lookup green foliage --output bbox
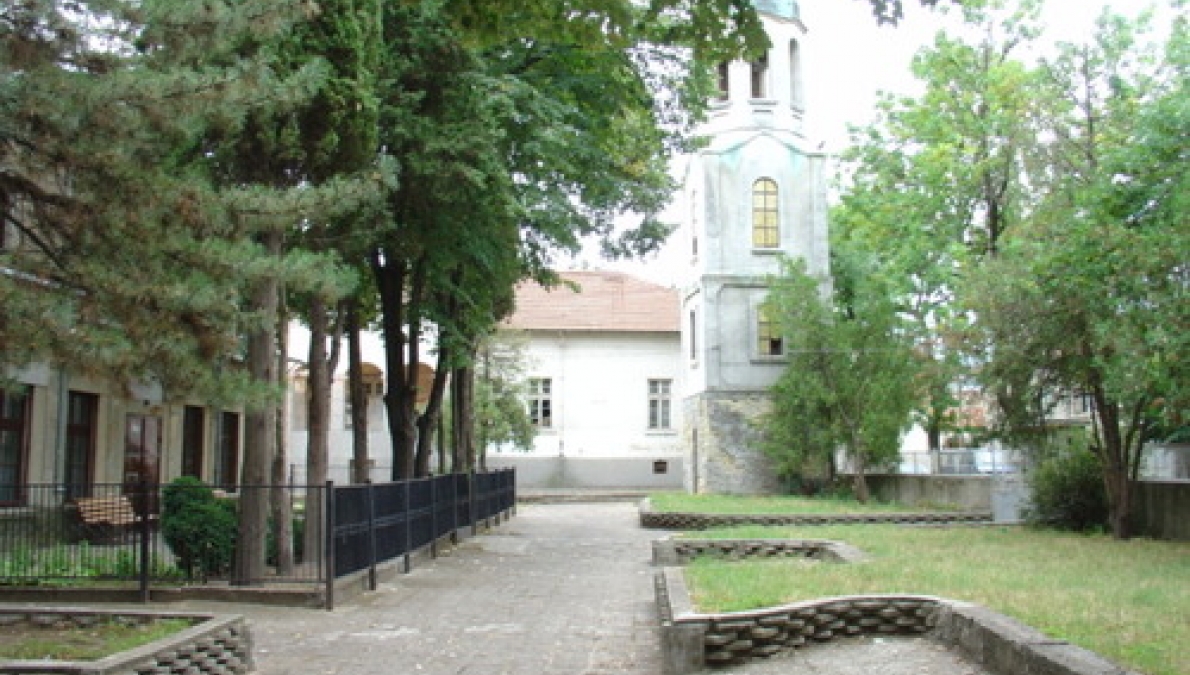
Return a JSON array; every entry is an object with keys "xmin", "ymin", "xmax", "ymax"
[
  {"xmin": 475, "ymin": 331, "xmax": 536, "ymax": 453},
  {"xmin": 834, "ymin": 0, "xmax": 1185, "ymax": 537},
  {"xmin": 0, "ymin": 544, "xmax": 182, "ymax": 584},
  {"xmin": 0, "ymin": 0, "xmax": 386, "ymax": 406},
  {"xmin": 762, "ymin": 253, "xmax": 918, "ymax": 499},
  {"xmin": 161, "ymin": 477, "xmax": 237, "ymax": 580},
  {"xmin": 1025, "ymin": 449, "xmax": 1109, "ymax": 533}
]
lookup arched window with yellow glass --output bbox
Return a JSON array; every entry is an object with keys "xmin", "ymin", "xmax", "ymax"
[{"xmin": 751, "ymin": 178, "xmax": 779, "ymax": 249}]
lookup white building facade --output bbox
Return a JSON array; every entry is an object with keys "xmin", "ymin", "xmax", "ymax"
[{"xmin": 488, "ymin": 271, "xmax": 686, "ymax": 489}]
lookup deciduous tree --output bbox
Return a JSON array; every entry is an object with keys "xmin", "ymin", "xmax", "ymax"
[{"xmin": 763, "ymin": 253, "xmax": 918, "ymax": 502}]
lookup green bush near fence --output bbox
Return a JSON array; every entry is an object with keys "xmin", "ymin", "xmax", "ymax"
[
  {"xmin": 1024, "ymin": 448, "xmax": 1108, "ymax": 532},
  {"xmin": 161, "ymin": 477, "xmax": 236, "ymax": 580}
]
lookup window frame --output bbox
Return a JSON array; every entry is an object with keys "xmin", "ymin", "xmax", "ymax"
[
  {"xmin": 0, "ymin": 386, "xmax": 31, "ymax": 507},
  {"xmin": 528, "ymin": 377, "xmax": 553, "ymax": 430},
  {"xmin": 751, "ymin": 178, "xmax": 780, "ymax": 249},
  {"xmin": 64, "ymin": 391, "xmax": 99, "ymax": 500},
  {"xmin": 647, "ymin": 379, "xmax": 673, "ymax": 431},
  {"xmin": 181, "ymin": 405, "xmax": 205, "ymax": 480},
  {"xmin": 214, "ymin": 411, "xmax": 240, "ymax": 490},
  {"xmin": 750, "ymin": 54, "xmax": 769, "ymax": 99},
  {"xmin": 756, "ymin": 307, "xmax": 785, "ymax": 359}
]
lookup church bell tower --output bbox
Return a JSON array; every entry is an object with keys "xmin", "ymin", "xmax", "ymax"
[{"xmin": 679, "ymin": 0, "xmax": 830, "ymax": 494}]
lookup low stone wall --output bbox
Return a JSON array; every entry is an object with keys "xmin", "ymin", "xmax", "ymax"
[
  {"xmin": 651, "ymin": 537, "xmax": 866, "ymax": 566},
  {"xmin": 0, "ymin": 606, "xmax": 252, "ymax": 675},
  {"xmin": 865, "ymin": 474, "xmax": 995, "ymax": 511},
  {"xmin": 655, "ymin": 568, "xmax": 1141, "ymax": 675},
  {"xmin": 639, "ymin": 498, "xmax": 993, "ymax": 530}
]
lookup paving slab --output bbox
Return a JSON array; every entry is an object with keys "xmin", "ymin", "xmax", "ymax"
[
  {"xmin": 158, "ymin": 502, "xmax": 996, "ymax": 675},
  {"xmin": 715, "ymin": 637, "xmax": 995, "ymax": 675}
]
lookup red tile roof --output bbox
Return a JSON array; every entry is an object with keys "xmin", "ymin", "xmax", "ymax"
[{"xmin": 505, "ymin": 270, "xmax": 679, "ymax": 333}]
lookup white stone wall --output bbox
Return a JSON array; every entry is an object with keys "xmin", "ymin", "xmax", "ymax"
[{"xmin": 511, "ymin": 331, "xmax": 682, "ymax": 458}]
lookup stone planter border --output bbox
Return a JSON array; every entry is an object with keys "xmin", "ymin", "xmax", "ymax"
[
  {"xmin": 639, "ymin": 498, "xmax": 993, "ymax": 530},
  {"xmin": 651, "ymin": 537, "xmax": 867, "ymax": 566},
  {"xmin": 655, "ymin": 566, "xmax": 1140, "ymax": 675},
  {"xmin": 0, "ymin": 605, "xmax": 252, "ymax": 675}
]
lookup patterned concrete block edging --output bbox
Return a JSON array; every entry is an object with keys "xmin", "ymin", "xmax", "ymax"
[
  {"xmin": 655, "ymin": 565, "xmax": 1141, "ymax": 675},
  {"xmin": 639, "ymin": 498, "xmax": 993, "ymax": 530},
  {"xmin": 0, "ymin": 606, "xmax": 252, "ymax": 675},
  {"xmin": 651, "ymin": 536, "xmax": 868, "ymax": 566}
]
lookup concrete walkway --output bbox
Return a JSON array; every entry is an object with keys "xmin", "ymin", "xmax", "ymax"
[{"xmin": 172, "ymin": 502, "xmax": 992, "ymax": 675}]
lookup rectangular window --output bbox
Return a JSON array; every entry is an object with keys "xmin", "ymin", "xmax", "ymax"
[
  {"xmin": 0, "ymin": 387, "xmax": 31, "ymax": 505},
  {"xmin": 648, "ymin": 379, "xmax": 672, "ymax": 430},
  {"xmin": 344, "ymin": 391, "xmax": 354, "ymax": 430},
  {"xmin": 752, "ymin": 178, "xmax": 780, "ymax": 248},
  {"xmin": 64, "ymin": 392, "xmax": 98, "ymax": 500},
  {"xmin": 214, "ymin": 411, "xmax": 240, "ymax": 490},
  {"xmin": 716, "ymin": 62, "xmax": 730, "ymax": 100},
  {"xmin": 182, "ymin": 405, "xmax": 205, "ymax": 479},
  {"xmin": 528, "ymin": 378, "xmax": 552, "ymax": 429},
  {"xmin": 689, "ymin": 310, "xmax": 698, "ymax": 361},
  {"xmin": 758, "ymin": 309, "xmax": 784, "ymax": 357},
  {"xmin": 751, "ymin": 55, "xmax": 769, "ymax": 98}
]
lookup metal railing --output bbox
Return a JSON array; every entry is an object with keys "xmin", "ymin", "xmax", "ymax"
[{"xmin": 0, "ymin": 469, "xmax": 517, "ymax": 602}]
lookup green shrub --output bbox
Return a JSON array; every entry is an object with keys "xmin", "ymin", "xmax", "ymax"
[
  {"xmin": 161, "ymin": 477, "xmax": 236, "ymax": 580},
  {"xmin": 1025, "ymin": 448, "xmax": 1108, "ymax": 532}
]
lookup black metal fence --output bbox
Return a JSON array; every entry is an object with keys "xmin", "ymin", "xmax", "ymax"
[{"xmin": 0, "ymin": 469, "xmax": 516, "ymax": 601}]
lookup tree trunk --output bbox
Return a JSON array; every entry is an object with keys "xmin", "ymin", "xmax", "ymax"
[
  {"xmin": 271, "ymin": 302, "xmax": 294, "ymax": 577},
  {"xmin": 303, "ymin": 295, "xmax": 341, "ymax": 564},
  {"xmin": 851, "ymin": 448, "xmax": 870, "ymax": 504},
  {"xmin": 1092, "ymin": 389, "xmax": 1136, "ymax": 540},
  {"xmin": 346, "ymin": 300, "xmax": 370, "ymax": 484},
  {"xmin": 372, "ymin": 254, "xmax": 415, "ymax": 481},
  {"xmin": 450, "ymin": 368, "xmax": 465, "ymax": 473},
  {"xmin": 926, "ymin": 419, "xmax": 942, "ymax": 474},
  {"xmin": 414, "ymin": 342, "xmax": 451, "ymax": 476},
  {"xmin": 453, "ymin": 365, "xmax": 477, "ymax": 472},
  {"xmin": 233, "ymin": 231, "xmax": 279, "ymax": 586}
]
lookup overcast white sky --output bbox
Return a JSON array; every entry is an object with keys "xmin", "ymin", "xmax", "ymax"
[{"xmin": 802, "ymin": 0, "xmax": 1165, "ymax": 153}]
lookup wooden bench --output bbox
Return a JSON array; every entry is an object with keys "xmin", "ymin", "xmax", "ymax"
[{"xmin": 75, "ymin": 495, "xmax": 143, "ymax": 543}]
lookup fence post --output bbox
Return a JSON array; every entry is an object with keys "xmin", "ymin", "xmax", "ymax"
[
  {"xmin": 366, "ymin": 481, "xmax": 377, "ymax": 592},
  {"xmin": 470, "ymin": 470, "xmax": 478, "ymax": 536},
  {"xmin": 403, "ymin": 477, "xmax": 412, "ymax": 574},
  {"xmin": 450, "ymin": 473, "xmax": 460, "ymax": 545},
  {"xmin": 138, "ymin": 479, "xmax": 151, "ymax": 603},
  {"xmin": 430, "ymin": 477, "xmax": 438, "ymax": 559},
  {"xmin": 324, "ymin": 480, "xmax": 335, "ymax": 611}
]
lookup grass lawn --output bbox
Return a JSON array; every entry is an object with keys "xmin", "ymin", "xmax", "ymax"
[
  {"xmin": 683, "ymin": 524, "xmax": 1190, "ymax": 675},
  {"xmin": 0, "ymin": 617, "xmax": 193, "ymax": 661},
  {"xmin": 648, "ymin": 492, "xmax": 957, "ymax": 514}
]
